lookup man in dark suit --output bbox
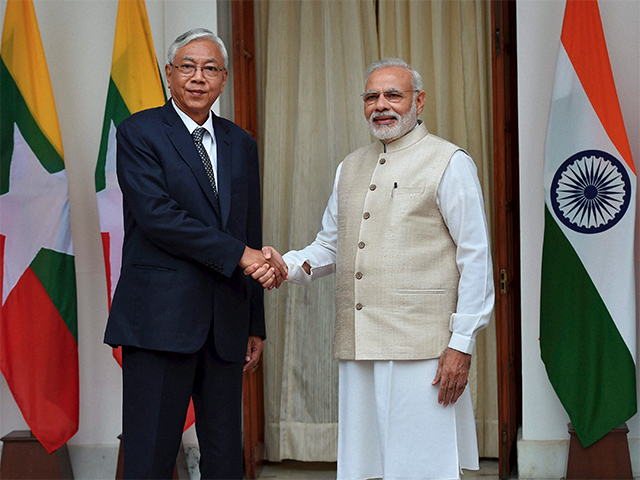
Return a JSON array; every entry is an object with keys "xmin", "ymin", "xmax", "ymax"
[{"xmin": 104, "ymin": 28, "xmax": 285, "ymax": 479}]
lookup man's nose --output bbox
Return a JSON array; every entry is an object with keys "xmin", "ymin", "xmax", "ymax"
[
  {"xmin": 374, "ymin": 94, "xmax": 391, "ymax": 110},
  {"xmin": 191, "ymin": 67, "xmax": 206, "ymax": 81}
]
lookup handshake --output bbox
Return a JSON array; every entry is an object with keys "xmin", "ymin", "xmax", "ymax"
[{"xmin": 239, "ymin": 246, "xmax": 289, "ymax": 290}]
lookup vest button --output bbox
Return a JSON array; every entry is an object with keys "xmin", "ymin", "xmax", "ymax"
[
  {"xmin": 358, "ymin": 241, "xmax": 365, "ymax": 249},
  {"xmin": 369, "ymin": 184, "xmax": 377, "ymax": 191},
  {"xmin": 355, "ymin": 272, "xmax": 363, "ymax": 279},
  {"xmin": 363, "ymin": 212, "xmax": 370, "ymax": 219},
  {"xmin": 379, "ymin": 158, "xmax": 386, "ymax": 165},
  {"xmin": 355, "ymin": 303, "xmax": 363, "ymax": 310}
]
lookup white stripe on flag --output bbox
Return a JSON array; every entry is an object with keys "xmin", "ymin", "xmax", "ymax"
[{"xmin": 544, "ymin": 44, "xmax": 636, "ymax": 358}]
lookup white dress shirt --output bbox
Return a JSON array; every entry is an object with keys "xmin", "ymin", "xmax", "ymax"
[
  {"xmin": 283, "ymin": 150, "xmax": 494, "ymax": 355},
  {"xmin": 171, "ymin": 99, "xmax": 219, "ymax": 186}
]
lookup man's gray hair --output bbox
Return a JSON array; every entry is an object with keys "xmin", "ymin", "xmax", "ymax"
[
  {"xmin": 167, "ymin": 28, "xmax": 228, "ymax": 70},
  {"xmin": 365, "ymin": 58, "xmax": 423, "ymax": 92}
]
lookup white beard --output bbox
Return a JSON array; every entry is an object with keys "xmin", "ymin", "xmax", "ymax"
[{"xmin": 367, "ymin": 101, "xmax": 418, "ymax": 142}]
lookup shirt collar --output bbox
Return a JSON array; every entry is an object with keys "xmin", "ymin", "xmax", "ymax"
[{"xmin": 171, "ymin": 99, "xmax": 215, "ymax": 139}]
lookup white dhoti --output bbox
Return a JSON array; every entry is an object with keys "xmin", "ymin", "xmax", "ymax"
[{"xmin": 337, "ymin": 359, "xmax": 479, "ymax": 480}]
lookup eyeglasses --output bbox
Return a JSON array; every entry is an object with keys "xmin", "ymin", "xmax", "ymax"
[
  {"xmin": 361, "ymin": 89, "xmax": 419, "ymax": 105},
  {"xmin": 171, "ymin": 63, "xmax": 225, "ymax": 78}
]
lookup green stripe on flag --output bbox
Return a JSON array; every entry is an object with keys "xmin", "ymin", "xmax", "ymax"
[
  {"xmin": 31, "ymin": 248, "xmax": 78, "ymax": 342},
  {"xmin": 0, "ymin": 59, "xmax": 65, "ymax": 195},
  {"xmin": 540, "ymin": 206, "xmax": 637, "ymax": 447},
  {"xmin": 95, "ymin": 77, "xmax": 132, "ymax": 193}
]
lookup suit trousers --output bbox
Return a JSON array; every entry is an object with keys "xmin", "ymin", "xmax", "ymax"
[{"xmin": 121, "ymin": 328, "xmax": 244, "ymax": 480}]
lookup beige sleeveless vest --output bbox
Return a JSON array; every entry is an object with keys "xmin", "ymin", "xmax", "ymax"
[{"xmin": 334, "ymin": 123, "xmax": 461, "ymax": 360}]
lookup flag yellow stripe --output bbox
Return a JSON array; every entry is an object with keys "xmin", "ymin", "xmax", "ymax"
[
  {"xmin": 1, "ymin": 0, "xmax": 63, "ymax": 159},
  {"xmin": 111, "ymin": 0, "xmax": 165, "ymax": 114}
]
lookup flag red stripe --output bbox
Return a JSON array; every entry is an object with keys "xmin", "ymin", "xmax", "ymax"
[
  {"xmin": 103, "ymin": 233, "xmax": 128, "ymax": 368},
  {"xmin": 0, "ymin": 235, "xmax": 5, "ymax": 306},
  {"xmin": 0, "ymin": 266, "xmax": 79, "ymax": 453},
  {"xmin": 561, "ymin": 0, "xmax": 635, "ymax": 174},
  {"xmin": 185, "ymin": 402, "xmax": 196, "ymax": 431},
  {"xmin": 101, "ymin": 231, "xmax": 112, "ymax": 310}
]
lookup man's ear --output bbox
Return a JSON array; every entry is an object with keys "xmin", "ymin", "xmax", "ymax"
[
  {"xmin": 415, "ymin": 90, "xmax": 427, "ymax": 116},
  {"xmin": 165, "ymin": 63, "xmax": 172, "ymax": 89}
]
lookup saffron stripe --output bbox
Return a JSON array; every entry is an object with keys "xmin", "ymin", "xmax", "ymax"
[{"xmin": 561, "ymin": 0, "xmax": 635, "ymax": 173}]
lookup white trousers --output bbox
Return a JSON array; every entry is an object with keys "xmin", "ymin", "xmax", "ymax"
[{"xmin": 337, "ymin": 359, "xmax": 479, "ymax": 480}]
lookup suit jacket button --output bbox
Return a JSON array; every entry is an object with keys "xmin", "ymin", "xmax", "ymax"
[
  {"xmin": 379, "ymin": 158, "xmax": 386, "ymax": 165},
  {"xmin": 355, "ymin": 303, "xmax": 363, "ymax": 310},
  {"xmin": 363, "ymin": 212, "xmax": 370, "ymax": 219},
  {"xmin": 369, "ymin": 184, "xmax": 377, "ymax": 191},
  {"xmin": 358, "ymin": 241, "xmax": 365, "ymax": 249},
  {"xmin": 355, "ymin": 272, "xmax": 363, "ymax": 279}
]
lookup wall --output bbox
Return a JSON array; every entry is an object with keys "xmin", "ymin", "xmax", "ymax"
[
  {"xmin": 0, "ymin": 1, "xmax": 222, "ymax": 477},
  {"xmin": 517, "ymin": 0, "xmax": 640, "ymax": 477}
]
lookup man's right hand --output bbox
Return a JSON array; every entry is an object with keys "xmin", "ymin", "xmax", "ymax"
[{"xmin": 240, "ymin": 246, "xmax": 288, "ymax": 289}]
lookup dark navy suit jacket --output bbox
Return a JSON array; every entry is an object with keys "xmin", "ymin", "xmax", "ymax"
[{"xmin": 104, "ymin": 101, "xmax": 265, "ymax": 363}]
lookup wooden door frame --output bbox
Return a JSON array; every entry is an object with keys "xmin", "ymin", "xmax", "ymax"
[
  {"xmin": 491, "ymin": 1, "xmax": 522, "ymax": 478},
  {"xmin": 231, "ymin": 1, "xmax": 264, "ymax": 479}
]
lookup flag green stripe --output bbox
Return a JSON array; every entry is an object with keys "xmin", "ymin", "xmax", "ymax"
[
  {"xmin": 95, "ymin": 77, "xmax": 132, "ymax": 193},
  {"xmin": 0, "ymin": 59, "xmax": 64, "ymax": 195},
  {"xmin": 540, "ymin": 206, "xmax": 636, "ymax": 447},
  {"xmin": 30, "ymin": 248, "xmax": 78, "ymax": 342}
]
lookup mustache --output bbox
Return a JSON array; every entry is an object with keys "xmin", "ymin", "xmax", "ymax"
[{"xmin": 369, "ymin": 110, "xmax": 400, "ymax": 121}]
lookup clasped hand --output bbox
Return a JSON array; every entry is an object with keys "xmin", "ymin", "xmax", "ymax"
[{"xmin": 239, "ymin": 246, "xmax": 288, "ymax": 289}]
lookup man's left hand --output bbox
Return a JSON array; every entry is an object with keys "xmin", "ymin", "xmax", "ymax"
[
  {"xmin": 244, "ymin": 335, "xmax": 264, "ymax": 372},
  {"xmin": 432, "ymin": 347, "xmax": 471, "ymax": 406}
]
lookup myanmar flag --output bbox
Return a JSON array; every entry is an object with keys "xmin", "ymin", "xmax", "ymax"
[
  {"xmin": 0, "ymin": 0, "xmax": 78, "ymax": 453},
  {"xmin": 541, "ymin": 0, "xmax": 637, "ymax": 448},
  {"xmin": 95, "ymin": 0, "xmax": 165, "ymax": 320},
  {"xmin": 96, "ymin": 0, "xmax": 196, "ymax": 431}
]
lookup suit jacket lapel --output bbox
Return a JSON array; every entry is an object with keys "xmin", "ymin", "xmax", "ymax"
[
  {"xmin": 161, "ymin": 102, "xmax": 221, "ymax": 216},
  {"xmin": 213, "ymin": 114, "xmax": 232, "ymax": 230}
]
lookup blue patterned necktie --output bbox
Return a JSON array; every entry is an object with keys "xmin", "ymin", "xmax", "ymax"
[{"xmin": 192, "ymin": 127, "xmax": 219, "ymax": 201}]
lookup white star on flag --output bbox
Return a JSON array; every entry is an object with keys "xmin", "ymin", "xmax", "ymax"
[{"xmin": 0, "ymin": 123, "xmax": 73, "ymax": 304}]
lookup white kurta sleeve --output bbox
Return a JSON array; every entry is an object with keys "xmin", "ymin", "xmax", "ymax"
[
  {"xmin": 437, "ymin": 151, "xmax": 494, "ymax": 355},
  {"xmin": 283, "ymin": 163, "xmax": 342, "ymax": 285}
]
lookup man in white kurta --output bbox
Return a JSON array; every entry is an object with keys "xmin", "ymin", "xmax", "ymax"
[{"xmin": 248, "ymin": 58, "xmax": 493, "ymax": 480}]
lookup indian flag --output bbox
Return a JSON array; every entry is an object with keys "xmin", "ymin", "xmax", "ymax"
[
  {"xmin": 95, "ymin": 0, "xmax": 165, "ymax": 322},
  {"xmin": 0, "ymin": 0, "xmax": 78, "ymax": 453},
  {"xmin": 541, "ymin": 0, "xmax": 637, "ymax": 448}
]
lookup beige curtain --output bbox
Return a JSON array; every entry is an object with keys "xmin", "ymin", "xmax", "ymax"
[{"xmin": 256, "ymin": 0, "xmax": 497, "ymax": 461}]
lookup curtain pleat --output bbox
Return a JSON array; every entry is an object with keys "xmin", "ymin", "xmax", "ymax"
[{"xmin": 256, "ymin": 0, "xmax": 497, "ymax": 461}]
